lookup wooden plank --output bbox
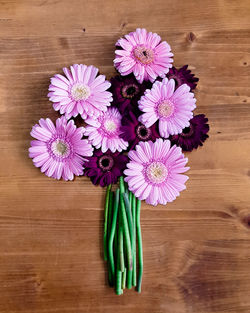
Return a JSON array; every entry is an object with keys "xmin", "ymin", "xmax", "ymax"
[{"xmin": 0, "ymin": 0, "xmax": 250, "ymax": 312}]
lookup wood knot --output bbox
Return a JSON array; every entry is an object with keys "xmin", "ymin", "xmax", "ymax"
[
  {"xmin": 82, "ymin": 28, "xmax": 86, "ymax": 32},
  {"xmin": 242, "ymin": 215, "xmax": 250, "ymax": 228},
  {"xmin": 187, "ymin": 32, "xmax": 196, "ymax": 42}
]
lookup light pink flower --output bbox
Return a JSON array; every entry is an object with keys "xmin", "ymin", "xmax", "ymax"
[
  {"xmin": 29, "ymin": 116, "xmax": 93, "ymax": 181},
  {"xmin": 48, "ymin": 64, "xmax": 112, "ymax": 120},
  {"xmin": 114, "ymin": 28, "xmax": 173, "ymax": 83},
  {"xmin": 139, "ymin": 78, "xmax": 196, "ymax": 138},
  {"xmin": 124, "ymin": 139, "xmax": 189, "ymax": 206},
  {"xmin": 84, "ymin": 107, "xmax": 128, "ymax": 153}
]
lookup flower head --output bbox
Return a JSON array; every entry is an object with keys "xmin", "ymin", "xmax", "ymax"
[
  {"xmin": 167, "ymin": 65, "xmax": 199, "ymax": 90},
  {"xmin": 139, "ymin": 78, "xmax": 196, "ymax": 138},
  {"xmin": 84, "ymin": 107, "xmax": 128, "ymax": 153},
  {"xmin": 48, "ymin": 64, "xmax": 112, "ymax": 120},
  {"xmin": 84, "ymin": 150, "xmax": 128, "ymax": 187},
  {"xmin": 114, "ymin": 28, "xmax": 173, "ymax": 83},
  {"xmin": 29, "ymin": 116, "xmax": 93, "ymax": 180},
  {"xmin": 124, "ymin": 139, "xmax": 189, "ymax": 206},
  {"xmin": 170, "ymin": 114, "xmax": 209, "ymax": 151},
  {"xmin": 120, "ymin": 111, "xmax": 160, "ymax": 150},
  {"xmin": 110, "ymin": 74, "xmax": 150, "ymax": 114}
]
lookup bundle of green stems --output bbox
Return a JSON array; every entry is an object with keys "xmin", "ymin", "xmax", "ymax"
[{"xmin": 103, "ymin": 176, "xmax": 143, "ymax": 295}]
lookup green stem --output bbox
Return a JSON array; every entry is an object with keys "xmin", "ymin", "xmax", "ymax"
[
  {"xmin": 132, "ymin": 193, "xmax": 137, "ymax": 286},
  {"xmin": 104, "ymin": 184, "xmax": 111, "ymax": 261},
  {"xmin": 136, "ymin": 199, "xmax": 143, "ymax": 293},
  {"xmin": 108, "ymin": 189, "xmax": 119, "ymax": 285},
  {"xmin": 118, "ymin": 213, "xmax": 125, "ymax": 272},
  {"xmin": 122, "ymin": 267, "xmax": 127, "ymax": 289},
  {"xmin": 123, "ymin": 192, "xmax": 135, "ymax": 289},
  {"xmin": 123, "ymin": 193, "xmax": 134, "ymax": 246},
  {"xmin": 107, "ymin": 191, "xmax": 114, "ymax": 286},
  {"xmin": 119, "ymin": 177, "xmax": 133, "ymax": 289},
  {"xmin": 116, "ymin": 270, "xmax": 123, "ymax": 295}
]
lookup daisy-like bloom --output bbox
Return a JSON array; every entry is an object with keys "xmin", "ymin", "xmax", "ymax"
[
  {"xmin": 120, "ymin": 111, "xmax": 160, "ymax": 150},
  {"xmin": 29, "ymin": 116, "xmax": 93, "ymax": 181},
  {"xmin": 139, "ymin": 78, "xmax": 196, "ymax": 138},
  {"xmin": 167, "ymin": 65, "xmax": 199, "ymax": 90},
  {"xmin": 84, "ymin": 107, "xmax": 129, "ymax": 153},
  {"xmin": 48, "ymin": 64, "xmax": 113, "ymax": 120},
  {"xmin": 84, "ymin": 150, "xmax": 128, "ymax": 187},
  {"xmin": 170, "ymin": 114, "xmax": 209, "ymax": 151},
  {"xmin": 110, "ymin": 74, "xmax": 150, "ymax": 114},
  {"xmin": 124, "ymin": 139, "xmax": 189, "ymax": 206},
  {"xmin": 114, "ymin": 28, "xmax": 173, "ymax": 83}
]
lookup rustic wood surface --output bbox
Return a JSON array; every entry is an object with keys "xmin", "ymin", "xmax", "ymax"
[{"xmin": 0, "ymin": 0, "xmax": 250, "ymax": 312}]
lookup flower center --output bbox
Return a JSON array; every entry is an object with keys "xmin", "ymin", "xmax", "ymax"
[
  {"xmin": 103, "ymin": 119, "xmax": 117, "ymax": 133},
  {"xmin": 136, "ymin": 124, "xmax": 151, "ymax": 140},
  {"xmin": 181, "ymin": 125, "xmax": 194, "ymax": 137},
  {"xmin": 158, "ymin": 99, "xmax": 174, "ymax": 118},
  {"xmin": 71, "ymin": 83, "xmax": 90, "ymax": 101},
  {"xmin": 98, "ymin": 155, "xmax": 114, "ymax": 171},
  {"xmin": 146, "ymin": 162, "xmax": 168, "ymax": 184},
  {"xmin": 51, "ymin": 139, "xmax": 70, "ymax": 158},
  {"xmin": 133, "ymin": 45, "xmax": 154, "ymax": 64},
  {"xmin": 121, "ymin": 84, "xmax": 139, "ymax": 99}
]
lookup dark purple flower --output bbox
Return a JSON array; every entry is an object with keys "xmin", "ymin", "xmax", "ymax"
[
  {"xmin": 120, "ymin": 111, "xmax": 160, "ymax": 150},
  {"xmin": 166, "ymin": 65, "xmax": 199, "ymax": 90},
  {"xmin": 83, "ymin": 149, "xmax": 128, "ymax": 187},
  {"xmin": 110, "ymin": 74, "xmax": 151, "ymax": 115},
  {"xmin": 170, "ymin": 114, "xmax": 209, "ymax": 152}
]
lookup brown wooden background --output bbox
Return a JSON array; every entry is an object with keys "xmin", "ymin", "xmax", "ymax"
[{"xmin": 0, "ymin": 0, "xmax": 250, "ymax": 312}]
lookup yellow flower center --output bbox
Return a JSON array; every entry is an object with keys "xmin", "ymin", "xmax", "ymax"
[{"xmin": 71, "ymin": 83, "xmax": 90, "ymax": 101}]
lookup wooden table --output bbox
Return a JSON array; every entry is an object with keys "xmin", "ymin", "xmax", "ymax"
[{"xmin": 0, "ymin": 0, "xmax": 250, "ymax": 312}]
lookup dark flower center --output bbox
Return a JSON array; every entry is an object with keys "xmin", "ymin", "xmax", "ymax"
[
  {"xmin": 98, "ymin": 155, "xmax": 114, "ymax": 171},
  {"xmin": 181, "ymin": 124, "xmax": 194, "ymax": 137},
  {"xmin": 136, "ymin": 124, "xmax": 151, "ymax": 140},
  {"xmin": 121, "ymin": 84, "xmax": 139, "ymax": 99}
]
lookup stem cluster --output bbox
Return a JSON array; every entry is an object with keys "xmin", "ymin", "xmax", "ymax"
[{"xmin": 103, "ymin": 177, "xmax": 143, "ymax": 295}]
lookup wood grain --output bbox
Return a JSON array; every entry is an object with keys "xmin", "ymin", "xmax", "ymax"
[{"xmin": 0, "ymin": 0, "xmax": 250, "ymax": 312}]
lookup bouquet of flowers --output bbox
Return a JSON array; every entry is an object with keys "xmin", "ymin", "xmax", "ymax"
[{"xmin": 29, "ymin": 29, "xmax": 209, "ymax": 295}]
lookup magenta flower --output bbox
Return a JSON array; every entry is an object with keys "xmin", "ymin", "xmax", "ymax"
[
  {"xmin": 29, "ymin": 116, "xmax": 93, "ymax": 181},
  {"xmin": 170, "ymin": 114, "xmax": 209, "ymax": 151},
  {"xmin": 114, "ymin": 28, "xmax": 173, "ymax": 83},
  {"xmin": 84, "ymin": 150, "xmax": 128, "ymax": 187},
  {"xmin": 84, "ymin": 107, "xmax": 128, "ymax": 153},
  {"xmin": 48, "ymin": 64, "xmax": 112, "ymax": 120},
  {"xmin": 110, "ymin": 74, "xmax": 150, "ymax": 115},
  {"xmin": 124, "ymin": 139, "xmax": 189, "ymax": 206},
  {"xmin": 120, "ymin": 111, "xmax": 160, "ymax": 150},
  {"xmin": 167, "ymin": 65, "xmax": 199, "ymax": 90},
  {"xmin": 139, "ymin": 78, "xmax": 196, "ymax": 138}
]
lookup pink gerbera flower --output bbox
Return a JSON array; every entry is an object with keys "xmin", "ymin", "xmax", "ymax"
[
  {"xmin": 139, "ymin": 78, "xmax": 196, "ymax": 138},
  {"xmin": 114, "ymin": 28, "xmax": 173, "ymax": 83},
  {"xmin": 84, "ymin": 107, "xmax": 128, "ymax": 153},
  {"xmin": 124, "ymin": 139, "xmax": 189, "ymax": 206},
  {"xmin": 48, "ymin": 64, "xmax": 113, "ymax": 120},
  {"xmin": 29, "ymin": 116, "xmax": 93, "ymax": 181}
]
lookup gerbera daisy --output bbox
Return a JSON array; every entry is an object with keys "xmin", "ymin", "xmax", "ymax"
[
  {"xmin": 166, "ymin": 65, "xmax": 199, "ymax": 90},
  {"xmin": 138, "ymin": 78, "xmax": 196, "ymax": 138},
  {"xmin": 84, "ymin": 107, "xmax": 128, "ymax": 153},
  {"xmin": 170, "ymin": 114, "xmax": 209, "ymax": 151},
  {"xmin": 120, "ymin": 111, "xmax": 160, "ymax": 149},
  {"xmin": 110, "ymin": 74, "xmax": 150, "ymax": 114},
  {"xmin": 114, "ymin": 28, "xmax": 173, "ymax": 83},
  {"xmin": 29, "ymin": 116, "xmax": 93, "ymax": 181},
  {"xmin": 84, "ymin": 150, "xmax": 128, "ymax": 187},
  {"xmin": 48, "ymin": 64, "xmax": 112, "ymax": 120},
  {"xmin": 124, "ymin": 139, "xmax": 189, "ymax": 206}
]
